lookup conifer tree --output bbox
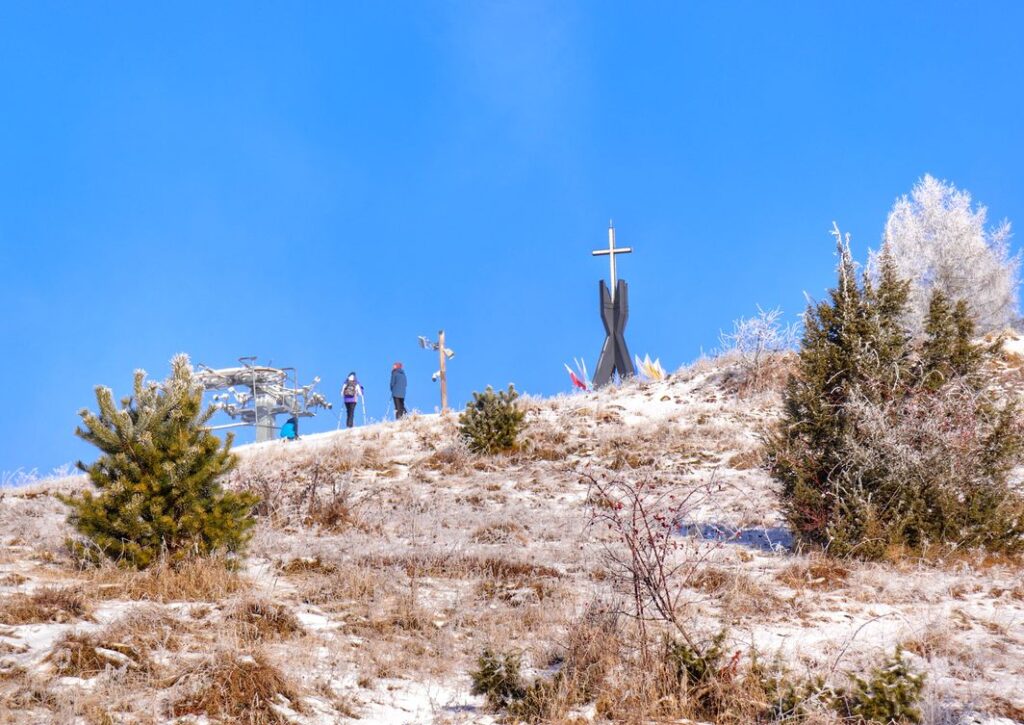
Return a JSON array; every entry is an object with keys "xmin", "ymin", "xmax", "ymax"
[
  {"xmin": 768, "ymin": 225, "xmax": 1024, "ymax": 558},
  {"xmin": 61, "ymin": 354, "xmax": 258, "ymax": 569},
  {"xmin": 768, "ymin": 227, "xmax": 910, "ymax": 548}
]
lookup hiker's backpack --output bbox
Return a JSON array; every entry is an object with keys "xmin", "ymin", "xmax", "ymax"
[{"xmin": 343, "ymin": 380, "xmax": 358, "ymax": 398}]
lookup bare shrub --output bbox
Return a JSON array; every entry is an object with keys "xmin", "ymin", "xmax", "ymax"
[
  {"xmin": 719, "ymin": 306, "xmax": 798, "ymax": 394},
  {"xmin": 303, "ymin": 489, "xmax": 363, "ymax": 532},
  {"xmin": 584, "ymin": 474, "xmax": 718, "ymax": 650},
  {"xmin": 169, "ymin": 650, "xmax": 302, "ymax": 724},
  {"xmin": 0, "ymin": 586, "xmax": 91, "ymax": 624}
]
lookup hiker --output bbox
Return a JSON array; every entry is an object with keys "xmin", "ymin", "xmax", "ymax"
[
  {"xmin": 341, "ymin": 372, "xmax": 364, "ymax": 428},
  {"xmin": 280, "ymin": 416, "xmax": 299, "ymax": 441},
  {"xmin": 390, "ymin": 362, "xmax": 407, "ymax": 419}
]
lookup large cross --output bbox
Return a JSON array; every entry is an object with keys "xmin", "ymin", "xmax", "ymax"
[
  {"xmin": 590, "ymin": 221, "xmax": 636, "ymax": 387},
  {"xmin": 591, "ymin": 222, "xmax": 632, "ymax": 301}
]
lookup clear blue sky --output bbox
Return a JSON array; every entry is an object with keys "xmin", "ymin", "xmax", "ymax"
[{"xmin": 2, "ymin": 2, "xmax": 1023, "ymax": 474}]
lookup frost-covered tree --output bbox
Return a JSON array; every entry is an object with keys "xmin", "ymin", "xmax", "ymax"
[
  {"xmin": 870, "ymin": 174, "xmax": 1020, "ymax": 334},
  {"xmin": 719, "ymin": 306, "xmax": 798, "ymax": 390}
]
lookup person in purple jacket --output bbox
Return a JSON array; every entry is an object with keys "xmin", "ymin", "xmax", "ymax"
[{"xmin": 341, "ymin": 372, "xmax": 364, "ymax": 428}]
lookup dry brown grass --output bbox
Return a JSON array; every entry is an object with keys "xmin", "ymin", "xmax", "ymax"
[
  {"xmin": 470, "ymin": 520, "xmax": 528, "ymax": 545},
  {"xmin": 0, "ymin": 572, "xmax": 28, "ymax": 586},
  {"xmin": 228, "ymin": 597, "xmax": 304, "ymax": 642},
  {"xmin": 279, "ymin": 557, "xmax": 338, "ymax": 576},
  {"xmin": 298, "ymin": 565, "xmax": 384, "ymax": 608},
  {"xmin": 776, "ymin": 557, "xmax": 850, "ymax": 591},
  {"xmin": 475, "ymin": 577, "xmax": 559, "ymax": 607},
  {"xmin": 302, "ymin": 495, "xmax": 363, "ymax": 532},
  {"xmin": 726, "ymin": 447, "xmax": 764, "ymax": 470},
  {"xmin": 0, "ymin": 585, "xmax": 91, "ymax": 624},
  {"xmin": 359, "ymin": 551, "xmax": 561, "ymax": 580},
  {"xmin": 415, "ymin": 443, "xmax": 475, "ymax": 475},
  {"xmin": 88, "ymin": 556, "xmax": 250, "ymax": 602},
  {"xmin": 169, "ymin": 649, "xmax": 301, "ymax": 724},
  {"xmin": 46, "ymin": 605, "xmax": 187, "ymax": 680},
  {"xmin": 48, "ymin": 631, "xmax": 149, "ymax": 678},
  {"xmin": 690, "ymin": 567, "xmax": 784, "ymax": 618},
  {"xmin": 0, "ymin": 672, "xmax": 59, "ymax": 712}
]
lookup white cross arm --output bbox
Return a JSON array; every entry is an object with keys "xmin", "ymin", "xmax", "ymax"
[{"xmin": 592, "ymin": 247, "xmax": 633, "ymax": 256}]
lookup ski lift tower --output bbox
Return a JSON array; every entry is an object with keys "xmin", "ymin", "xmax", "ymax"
[{"xmin": 195, "ymin": 357, "xmax": 332, "ymax": 443}]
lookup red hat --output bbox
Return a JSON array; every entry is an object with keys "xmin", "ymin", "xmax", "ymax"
[{"xmin": 393, "ymin": 362, "xmax": 402, "ymax": 369}]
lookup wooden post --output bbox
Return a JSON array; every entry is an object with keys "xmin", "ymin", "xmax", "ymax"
[{"xmin": 438, "ymin": 329, "xmax": 448, "ymax": 412}]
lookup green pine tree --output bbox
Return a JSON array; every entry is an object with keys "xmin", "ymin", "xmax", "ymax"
[
  {"xmin": 459, "ymin": 385, "xmax": 526, "ymax": 454},
  {"xmin": 60, "ymin": 354, "xmax": 259, "ymax": 569}
]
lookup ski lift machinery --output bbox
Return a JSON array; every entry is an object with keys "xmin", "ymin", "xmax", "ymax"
[{"xmin": 195, "ymin": 357, "xmax": 332, "ymax": 443}]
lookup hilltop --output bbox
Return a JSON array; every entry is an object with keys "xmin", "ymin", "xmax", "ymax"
[{"xmin": 2, "ymin": 342, "xmax": 1024, "ymax": 724}]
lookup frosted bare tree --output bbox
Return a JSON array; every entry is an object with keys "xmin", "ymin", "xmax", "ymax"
[
  {"xmin": 719, "ymin": 306, "xmax": 797, "ymax": 390},
  {"xmin": 870, "ymin": 174, "xmax": 1020, "ymax": 334}
]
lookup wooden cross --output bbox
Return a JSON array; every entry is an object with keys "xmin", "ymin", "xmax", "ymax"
[{"xmin": 591, "ymin": 222, "xmax": 632, "ymax": 301}]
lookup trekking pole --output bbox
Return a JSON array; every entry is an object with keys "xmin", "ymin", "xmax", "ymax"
[{"xmin": 360, "ymin": 391, "xmax": 367, "ymax": 426}]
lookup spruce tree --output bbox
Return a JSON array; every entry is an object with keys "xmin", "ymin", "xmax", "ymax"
[{"xmin": 61, "ymin": 354, "xmax": 258, "ymax": 569}]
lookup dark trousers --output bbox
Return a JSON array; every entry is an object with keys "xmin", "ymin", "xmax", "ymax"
[
  {"xmin": 393, "ymin": 397, "xmax": 406, "ymax": 419},
  {"xmin": 345, "ymin": 402, "xmax": 356, "ymax": 428}
]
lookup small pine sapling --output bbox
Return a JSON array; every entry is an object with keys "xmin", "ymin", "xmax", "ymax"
[
  {"xmin": 60, "ymin": 354, "xmax": 259, "ymax": 569},
  {"xmin": 470, "ymin": 649, "xmax": 527, "ymax": 710},
  {"xmin": 835, "ymin": 647, "xmax": 925, "ymax": 724},
  {"xmin": 459, "ymin": 385, "xmax": 526, "ymax": 454}
]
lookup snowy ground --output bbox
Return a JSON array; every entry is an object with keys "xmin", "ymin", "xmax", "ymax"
[{"xmin": 2, "ymin": 348, "xmax": 1024, "ymax": 723}]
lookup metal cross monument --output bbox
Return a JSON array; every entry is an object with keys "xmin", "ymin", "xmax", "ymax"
[{"xmin": 591, "ymin": 222, "xmax": 636, "ymax": 386}]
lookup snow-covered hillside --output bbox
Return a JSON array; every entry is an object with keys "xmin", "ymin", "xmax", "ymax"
[{"xmin": 2, "ymin": 350, "xmax": 1024, "ymax": 724}]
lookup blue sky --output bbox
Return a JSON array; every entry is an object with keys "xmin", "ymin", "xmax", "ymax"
[{"xmin": 2, "ymin": 1, "xmax": 1023, "ymax": 474}]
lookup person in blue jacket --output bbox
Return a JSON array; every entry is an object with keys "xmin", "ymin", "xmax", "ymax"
[
  {"xmin": 390, "ymin": 362, "xmax": 407, "ymax": 419},
  {"xmin": 280, "ymin": 416, "xmax": 299, "ymax": 441}
]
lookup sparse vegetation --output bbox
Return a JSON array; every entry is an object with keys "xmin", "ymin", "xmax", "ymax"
[{"xmin": 0, "ymin": 343, "xmax": 1020, "ymax": 722}]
